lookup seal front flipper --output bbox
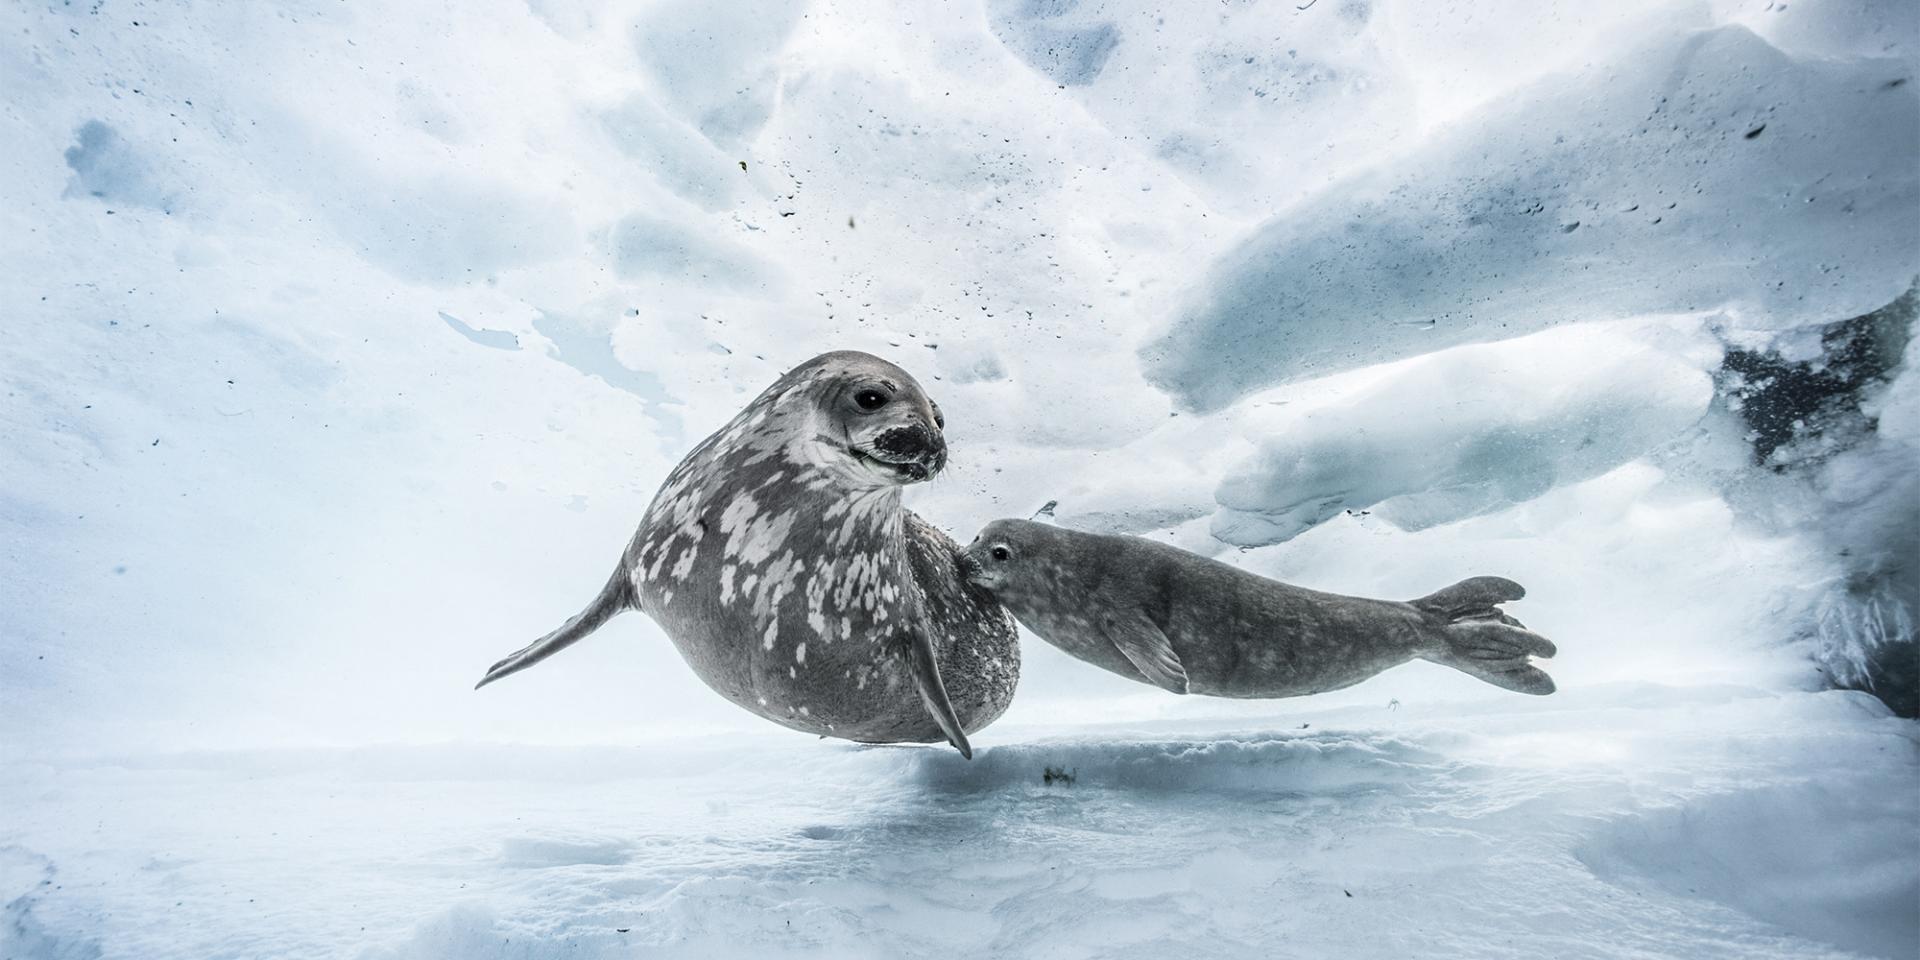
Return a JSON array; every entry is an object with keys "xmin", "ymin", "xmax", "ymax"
[
  {"xmin": 1100, "ymin": 610, "xmax": 1190, "ymax": 695},
  {"xmin": 474, "ymin": 567, "xmax": 632, "ymax": 690},
  {"xmin": 900, "ymin": 627, "xmax": 973, "ymax": 759}
]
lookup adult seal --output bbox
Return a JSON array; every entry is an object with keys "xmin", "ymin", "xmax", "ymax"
[
  {"xmin": 960, "ymin": 519, "xmax": 1556, "ymax": 698},
  {"xmin": 476, "ymin": 352, "xmax": 1019, "ymax": 757}
]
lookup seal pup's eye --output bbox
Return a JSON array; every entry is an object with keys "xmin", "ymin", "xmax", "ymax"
[
  {"xmin": 853, "ymin": 389, "xmax": 888, "ymax": 411},
  {"xmin": 990, "ymin": 545, "xmax": 1011, "ymax": 562}
]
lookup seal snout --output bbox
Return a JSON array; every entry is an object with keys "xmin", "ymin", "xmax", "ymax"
[
  {"xmin": 868, "ymin": 423, "xmax": 948, "ymax": 480},
  {"xmin": 955, "ymin": 548, "xmax": 983, "ymax": 583}
]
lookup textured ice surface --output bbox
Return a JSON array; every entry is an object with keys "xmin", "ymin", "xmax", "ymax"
[
  {"xmin": 1210, "ymin": 324, "xmax": 1716, "ymax": 546},
  {"xmin": 3, "ymin": 690, "xmax": 1914, "ymax": 960},
  {"xmin": 1141, "ymin": 24, "xmax": 1920, "ymax": 411}
]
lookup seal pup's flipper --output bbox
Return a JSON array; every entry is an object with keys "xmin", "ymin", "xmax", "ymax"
[
  {"xmin": 1100, "ymin": 610, "xmax": 1190, "ymax": 695},
  {"xmin": 1428, "ymin": 620, "xmax": 1557, "ymax": 695},
  {"xmin": 1411, "ymin": 576, "xmax": 1526, "ymax": 618},
  {"xmin": 1411, "ymin": 577, "xmax": 1557, "ymax": 696},
  {"xmin": 901, "ymin": 628, "xmax": 973, "ymax": 759},
  {"xmin": 475, "ymin": 568, "xmax": 632, "ymax": 690}
]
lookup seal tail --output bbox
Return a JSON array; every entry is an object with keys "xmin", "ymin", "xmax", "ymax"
[
  {"xmin": 1410, "ymin": 576, "xmax": 1558, "ymax": 696},
  {"xmin": 474, "ymin": 567, "xmax": 633, "ymax": 690}
]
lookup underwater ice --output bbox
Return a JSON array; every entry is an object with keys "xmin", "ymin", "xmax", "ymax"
[
  {"xmin": 5, "ymin": 689, "xmax": 1917, "ymax": 960},
  {"xmin": 1208, "ymin": 324, "xmax": 1717, "ymax": 546},
  {"xmin": 1140, "ymin": 24, "xmax": 1920, "ymax": 412},
  {"xmin": 2, "ymin": 0, "xmax": 1917, "ymax": 957}
]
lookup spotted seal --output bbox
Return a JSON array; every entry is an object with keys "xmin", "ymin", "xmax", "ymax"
[
  {"xmin": 476, "ymin": 352, "xmax": 1019, "ymax": 757},
  {"xmin": 960, "ymin": 519, "xmax": 1555, "ymax": 698}
]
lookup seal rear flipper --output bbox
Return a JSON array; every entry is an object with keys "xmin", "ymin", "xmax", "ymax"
[
  {"xmin": 1426, "ymin": 619, "xmax": 1558, "ymax": 696},
  {"xmin": 1101, "ymin": 611, "xmax": 1190, "ymax": 695},
  {"xmin": 1411, "ymin": 576, "xmax": 1526, "ymax": 620},
  {"xmin": 474, "ymin": 568, "xmax": 632, "ymax": 690},
  {"xmin": 901, "ymin": 627, "xmax": 973, "ymax": 759}
]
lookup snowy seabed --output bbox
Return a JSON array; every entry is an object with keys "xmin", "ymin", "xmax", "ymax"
[
  {"xmin": 4, "ymin": 0, "xmax": 1919, "ymax": 957},
  {"xmin": 6, "ymin": 689, "xmax": 1917, "ymax": 960}
]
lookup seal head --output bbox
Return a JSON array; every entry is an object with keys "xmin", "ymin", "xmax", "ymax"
[
  {"xmin": 960, "ymin": 518, "xmax": 1056, "ymax": 600},
  {"xmin": 791, "ymin": 352, "xmax": 949, "ymax": 486}
]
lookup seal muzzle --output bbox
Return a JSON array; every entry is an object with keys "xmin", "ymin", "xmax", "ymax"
[{"xmin": 869, "ymin": 424, "xmax": 947, "ymax": 480}]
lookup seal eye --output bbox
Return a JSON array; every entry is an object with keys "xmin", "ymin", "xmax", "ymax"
[
  {"xmin": 990, "ymin": 545, "xmax": 1011, "ymax": 562},
  {"xmin": 854, "ymin": 389, "xmax": 888, "ymax": 411}
]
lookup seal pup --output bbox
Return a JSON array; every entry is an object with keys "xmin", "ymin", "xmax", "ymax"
[
  {"xmin": 960, "ymin": 519, "xmax": 1555, "ymax": 698},
  {"xmin": 475, "ymin": 352, "xmax": 1019, "ymax": 757}
]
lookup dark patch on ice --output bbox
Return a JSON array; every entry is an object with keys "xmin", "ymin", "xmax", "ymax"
[
  {"xmin": 1719, "ymin": 289, "xmax": 1910, "ymax": 469},
  {"xmin": 1042, "ymin": 765, "xmax": 1075, "ymax": 786},
  {"xmin": 1, "ymin": 846, "xmax": 103, "ymax": 960},
  {"xmin": 63, "ymin": 120, "xmax": 178, "ymax": 214},
  {"xmin": 1717, "ymin": 286, "xmax": 1919, "ymax": 717},
  {"xmin": 986, "ymin": 1, "xmax": 1121, "ymax": 87},
  {"xmin": 599, "ymin": 96, "xmax": 739, "ymax": 212},
  {"xmin": 629, "ymin": 0, "xmax": 804, "ymax": 150},
  {"xmin": 903, "ymin": 731, "xmax": 1452, "ymax": 796},
  {"xmin": 438, "ymin": 312, "xmax": 519, "ymax": 351},
  {"xmin": 798, "ymin": 825, "xmax": 844, "ymax": 841},
  {"xmin": 1011, "ymin": 23, "xmax": 1120, "ymax": 86}
]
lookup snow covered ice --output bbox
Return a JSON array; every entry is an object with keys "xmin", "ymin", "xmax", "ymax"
[
  {"xmin": 5, "ymin": 691, "xmax": 1916, "ymax": 959},
  {"xmin": 2, "ymin": 1, "xmax": 1917, "ymax": 958}
]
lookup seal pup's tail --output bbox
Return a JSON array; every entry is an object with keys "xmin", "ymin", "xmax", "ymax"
[
  {"xmin": 1410, "ymin": 576, "xmax": 1557, "ymax": 696},
  {"xmin": 474, "ymin": 567, "xmax": 633, "ymax": 690}
]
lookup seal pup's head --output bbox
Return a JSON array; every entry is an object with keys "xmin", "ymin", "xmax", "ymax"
[
  {"xmin": 782, "ymin": 351, "xmax": 948, "ymax": 488},
  {"xmin": 959, "ymin": 518, "xmax": 1062, "ymax": 597}
]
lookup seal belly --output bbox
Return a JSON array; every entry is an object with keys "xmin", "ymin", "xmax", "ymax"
[{"xmin": 636, "ymin": 488, "xmax": 1014, "ymax": 742}]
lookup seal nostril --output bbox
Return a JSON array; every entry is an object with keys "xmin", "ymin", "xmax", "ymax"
[
  {"xmin": 875, "ymin": 425, "xmax": 940, "ymax": 461},
  {"xmin": 873, "ymin": 427, "xmax": 910, "ymax": 456}
]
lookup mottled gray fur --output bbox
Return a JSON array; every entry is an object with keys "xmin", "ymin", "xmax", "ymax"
[
  {"xmin": 961, "ymin": 519, "xmax": 1555, "ymax": 698},
  {"xmin": 476, "ymin": 352, "xmax": 1019, "ymax": 757}
]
